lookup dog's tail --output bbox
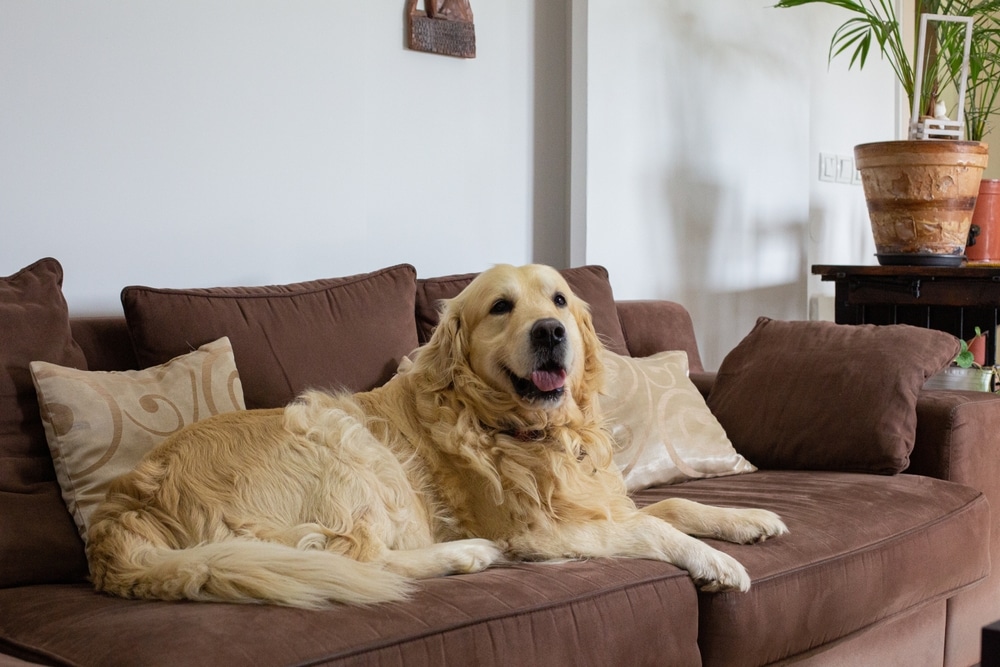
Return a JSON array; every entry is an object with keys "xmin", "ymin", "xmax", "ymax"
[{"xmin": 87, "ymin": 521, "xmax": 414, "ymax": 609}]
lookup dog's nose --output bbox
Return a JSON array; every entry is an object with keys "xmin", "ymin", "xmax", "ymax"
[{"xmin": 531, "ymin": 318, "xmax": 566, "ymax": 349}]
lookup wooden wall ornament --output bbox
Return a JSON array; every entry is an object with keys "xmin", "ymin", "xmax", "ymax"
[{"xmin": 408, "ymin": 0, "xmax": 476, "ymax": 59}]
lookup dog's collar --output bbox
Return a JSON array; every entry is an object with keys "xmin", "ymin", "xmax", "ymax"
[
  {"xmin": 496, "ymin": 427, "xmax": 589, "ymax": 462},
  {"xmin": 499, "ymin": 428, "xmax": 545, "ymax": 442}
]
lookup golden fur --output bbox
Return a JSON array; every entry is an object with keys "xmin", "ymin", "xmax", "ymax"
[{"xmin": 87, "ymin": 264, "xmax": 787, "ymax": 608}]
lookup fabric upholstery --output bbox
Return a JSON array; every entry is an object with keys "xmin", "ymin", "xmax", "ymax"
[
  {"xmin": 30, "ymin": 338, "xmax": 245, "ymax": 542},
  {"xmin": 602, "ymin": 350, "xmax": 755, "ymax": 491},
  {"xmin": 70, "ymin": 317, "xmax": 139, "ymax": 372},
  {"xmin": 616, "ymin": 299, "xmax": 706, "ymax": 372},
  {"xmin": 707, "ymin": 318, "xmax": 960, "ymax": 474},
  {"xmin": 414, "ymin": 265, "xmax": 630, "ymax": 355},
  {"xmin": 0, "ymin": 559, "xmax": 700, "ymax": 667},
  {"xmin": 633, "ymin": 470, "xmax": 989, "ymax": 666},
  {"xmin": 909, "ymin": 389, "xmax": 1000, "ymax": 667},
  {"xmin": 0, "ymin": 258, "xmax": 89, "ymax": 587},
  {"xmin": 122, "ymin": 265, "xmax": 419, "ymax": 409}
]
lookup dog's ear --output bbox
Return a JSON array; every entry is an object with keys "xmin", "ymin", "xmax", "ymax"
[
  {"xmin": 416, "ymin": 298, "xmax": 467, "ymax": 389},
  {"xmin": 571, "ymin": 297, "xmax": 605, "ymax": 408}
]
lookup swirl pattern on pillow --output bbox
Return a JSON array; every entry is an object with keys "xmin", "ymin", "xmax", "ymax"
[
  {"xmin": 30, "ymin": 337, "xmax": 245, "ymax": 543},
  {"xmin": 601, "ymin": 350, "xmax": 756, "ymax": 491}
]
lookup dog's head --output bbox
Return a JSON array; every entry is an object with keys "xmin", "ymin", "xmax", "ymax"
[{"xmin": 417, "ymin": 264, "xmax": 604, "ymax": 428}]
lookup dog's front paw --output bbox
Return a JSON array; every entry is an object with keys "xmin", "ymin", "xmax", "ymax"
[
  {"xmin": 692, "ymin": 548, "xmax": 751, "ymax": 593},
  {"xmin": 720, "ymin": 509, "xmax": 788, "ymax": 544},
  {"xmin": 443, "ymin": 538, "xmax": 505, "ymax": 574}
]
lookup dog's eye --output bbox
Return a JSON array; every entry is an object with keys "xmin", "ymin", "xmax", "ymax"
[
  {"xmin": 553, "ymin": 293, "xmax": 568, "ymax": 308},
  {"xmin": 490, "ymin": 298, "xmax": 513, "ymax": 315}
]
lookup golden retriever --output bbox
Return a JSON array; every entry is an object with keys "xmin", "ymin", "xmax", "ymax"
[{"xmin": 87, "ymin": 264, "xmax": 787, "ymax": 608}]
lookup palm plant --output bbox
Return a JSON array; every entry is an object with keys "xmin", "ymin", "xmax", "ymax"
[
  {"xmin": 938, "ymin": 3, "xmax": 1000, "ymax": 140},
  {"xmin": 775, "ymin": 0, "xmax": 1000, "ymax": 140}
]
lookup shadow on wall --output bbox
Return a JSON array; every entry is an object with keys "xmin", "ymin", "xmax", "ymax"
[
  {"xmin": 647, "ymin": 4, "xmax": 810, "ymax": 369},
  {"xmin": 663, "ymin": 173, "xmax": 808, "ymax": 369}
]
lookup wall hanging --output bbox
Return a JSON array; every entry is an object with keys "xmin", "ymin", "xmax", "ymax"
[{"xmin": 407, "ymin": 0, "xmax": 476, "ymax": 59}]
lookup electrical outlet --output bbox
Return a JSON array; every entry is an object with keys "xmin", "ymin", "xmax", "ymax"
[
  {"xmin": 819, "ymin": 153, "xmax": 837, "ymax": 182},
  {"xmin": 852, "ymin": 164, "xmax": 863, "ymax": 186},
  {"xmin": 836, "ymin": 156, "xmax": 854, "ymax": 184}
]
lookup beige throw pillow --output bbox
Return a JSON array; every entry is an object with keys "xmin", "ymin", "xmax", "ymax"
[
  {"xmin": 601, "ymin": 350, "xmax": 756, "ymax": 491},
  {"xmin": 30, "ymin": 337, "xmax": 245, "ymax": 543}
]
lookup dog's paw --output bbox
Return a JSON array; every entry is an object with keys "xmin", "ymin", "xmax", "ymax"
[
  {"xmin": 691, "ymin": 547, "xmax": 751, "ymax": 593},
  {"xmin": 718, "ymin": 508, "xmax": 788, "ymax": 544},
  {"xmin": 442, "ymin": 538, "xmax": 505, "ymax": 574}
]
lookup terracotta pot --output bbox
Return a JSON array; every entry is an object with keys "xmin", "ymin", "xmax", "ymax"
[
  {"xmin": 970, "ymin": 331, "xmax": 988, "ymax": 367},
  {"xmin": 967, "ymin": 179, "xmax": 1000, "ymax": 263},
  {"xmin": 854, "ymin": 141, "xmax": 989, "ymax": 266}
]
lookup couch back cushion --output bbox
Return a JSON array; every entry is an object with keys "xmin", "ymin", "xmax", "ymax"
[
  {"xmin": 0, "ymin": 258, "xmax": 89, "ymax": 586},
  {"xmin": 121, "ymin": 265, "xmax": 419, "ymax": 409},
  {"xmin": 415, "ymin": 265, "xmax": 630, "ymax": 355},
  {"xmin": 707, "ymin": 317, "xmax": 960, "ymax": 474},
  {"xmin": 70, "ymin": 317, "xmax": 138, "ymax": 372}
]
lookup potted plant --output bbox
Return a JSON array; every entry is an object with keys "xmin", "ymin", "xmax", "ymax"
[
  {"xmin": 774, "ymin": 0, "xmax": 997, "ymax": 266},
  {"xmin": 924, "ymin": 326, "xmax": 997, "ymax": 391},
  {"xmin": 958, "ymin": 7, "xmax": 1000, "ymax": 261}
]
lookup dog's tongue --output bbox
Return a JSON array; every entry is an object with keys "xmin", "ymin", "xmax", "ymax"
[{"xmin": 531, "ymin": 369, "xmax": 567, "ymax": 392}]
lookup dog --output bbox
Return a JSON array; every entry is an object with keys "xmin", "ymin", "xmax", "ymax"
[{"xmin": 87, "ymin": 264, "xmax": 787, "ymax": 608}]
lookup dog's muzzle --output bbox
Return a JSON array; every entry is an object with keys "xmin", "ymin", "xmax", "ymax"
[{"xmin": 506, "ymin": 318, "xmax": 569, "ymax": 403}]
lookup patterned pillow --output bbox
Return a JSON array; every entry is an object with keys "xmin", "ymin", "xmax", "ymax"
[
  {"xmin": 30, "ymin": 337, "xmax": 245, "ymax": 543},
  {"xmin": 601, "ymin": 350, "xmax": 756, "ymax": 491}
]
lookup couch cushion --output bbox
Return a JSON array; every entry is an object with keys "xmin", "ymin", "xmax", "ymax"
[
  {"xmin": 633, "ymin": 471, "xmax": 989, "ymax": 666},
  {"xmin": 70, "ymin": 317, "xmax": 138, "ymax": 372},
  {"xmin": 0, "ymin": 258, "xmax": 89, "ymax": 587},
  {"xmin": 602, "ymin": 350, "xmax": 755, "ymax": 491},
  {"xmin": 121, "ymin": 265, "xmax": 419, "ymax": 409},
  {"xmin": 30, "ymin": 337, "xmax": 245, "ymax": 543},
  {"xmin": 0, "ymin": 558, "xmax": 700, "ymax": 666},
  {"xmin": 415, "ymin": 265, "xmax": 630, "ymax": 355},
  {"xmin": 707, "ymin": 318, "xmax": 959, "ymax": 474}
]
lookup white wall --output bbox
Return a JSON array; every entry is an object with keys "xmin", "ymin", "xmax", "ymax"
[
  {"xmin": 2, "ymin": 2, "xmax": 898, "ymax": 367},
  {"xmin": 579, "ymin": 1, "xmax": 897, "ymax": 368},
  {"xmin": 805, "ymin": 5, "xmax": 897, "ymax": 315},
  {"xmin": 1, "ymin": 2, "xmax": 550, "ymax": 313}
]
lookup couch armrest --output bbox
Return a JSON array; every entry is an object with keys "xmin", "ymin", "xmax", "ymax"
[
  {"xmin": 908, "ymin": 389, "xmax": 1000, "ymax": 664},
  {"xmin": 615, "ymin": 300, "xmax": 704, "ymax": 372},
  {"xmin": 909, "ymin": 389, "xmax": 1000, "ymax": 485}
]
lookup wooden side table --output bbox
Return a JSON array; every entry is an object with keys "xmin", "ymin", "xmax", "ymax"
[
  {"xmin": 984, "ymin": 619, "xmax": 1000, "ymax": 667},
  {"xmin": 812, "ymin": 264, "xmax": 1000, "ymax": 366}
]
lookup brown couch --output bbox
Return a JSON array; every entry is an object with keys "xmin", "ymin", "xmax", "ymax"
[{"xmin": 1, "ymin": 258, "xmax": 998, "ymax": 666}]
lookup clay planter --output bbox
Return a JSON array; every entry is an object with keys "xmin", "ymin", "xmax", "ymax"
[
  {"xmin": 967, "ymin": 179, "xmax": 1000, "ymax": 264},
  {"xmin": 854, "ymin": 140, "xmax": 989, "ymax": 266}
]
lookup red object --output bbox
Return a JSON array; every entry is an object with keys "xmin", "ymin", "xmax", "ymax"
[{"xmin": 968, "ymin": 179, "xmax": 1000, "ymax": 262}]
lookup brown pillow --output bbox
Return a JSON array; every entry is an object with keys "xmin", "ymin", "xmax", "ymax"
[
  {"xmin": 0, "ymin": 258, "xmax": 89, "ymax": 586},
  {"xmin": 415, "ymin": 265, "xmax": 629, "ymax": 355},
  {"xmin": 122, "ymin": 265, "xmax": 419, "ymax": 409},
  {"xmin": 707, "ymin": 318, "xmax": 960, "ymax": 474}
]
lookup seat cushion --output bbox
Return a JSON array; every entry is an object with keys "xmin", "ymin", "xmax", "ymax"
[
  {"xmin": 0, "ymin": 559, "xmax": 699, "ymax": 667},
  {"xmin": 633, "ymin": 470, "xmax": 990, "ymax": 666},
  {"xmin": 415, "ymin": 265, "xmax": 630, "ymax": 355},
  {"xmin": 121, "ymin": 265, "xmax": 419, "ymax": 409}
]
